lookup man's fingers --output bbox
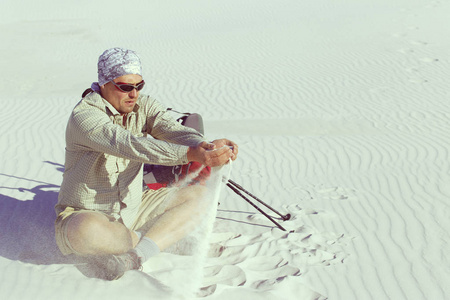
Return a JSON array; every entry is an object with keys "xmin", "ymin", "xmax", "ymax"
[
  {"xmin": 198, "ymin": 141, "xmax": 215, "ymax": 150},
  {"xmin": 204, "ymin": 146, "xmax": 232, "ymax": 166},
  {"xmin": 189, "ymin": 142, "xmax": 236, "ymax": 166},
  {"xmin": 211, "ymin": 139, "xmax": 238, "ymax": 161},
  {"xmin": 230, "ymin": 143, "xmax": 238, "ymax": 160}
]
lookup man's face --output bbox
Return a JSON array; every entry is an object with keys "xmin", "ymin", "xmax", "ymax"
[{"xmin": 100, "ymin": 74, "xmax": 143, "ymax": 115}]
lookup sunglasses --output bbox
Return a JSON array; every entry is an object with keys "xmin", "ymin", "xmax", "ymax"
[{"xmin": 111, "ymin": 80, "xmax": 145, "ymax": 93}]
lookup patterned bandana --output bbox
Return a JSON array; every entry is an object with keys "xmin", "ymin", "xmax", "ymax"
[{"xmin": 97, "ymin": 48, "xmax": 142, "ymax": 86}]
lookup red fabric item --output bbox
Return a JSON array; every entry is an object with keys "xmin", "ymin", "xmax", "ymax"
[
  {"xmin": 146, "ymin": 182, "xmax": 167, "ymax": 190},
  {"xmin": 182, "ymin": 162, "xmax": 211, "ymax": 186},
  {"xmin": 146, "ymin": 162, "xmax": 211, "ymax": 190}
]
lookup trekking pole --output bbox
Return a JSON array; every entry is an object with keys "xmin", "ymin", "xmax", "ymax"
[
  {"xmin": 226, "ymin": 182, "xmax": 288, "ymax": 231},
  {"xmin": 228, "ymin": 180, "xmax": 291, "ymax": 221}
]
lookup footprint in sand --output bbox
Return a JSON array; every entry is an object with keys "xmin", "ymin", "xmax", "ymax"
[
  {"xmin": 208, "ymin": 227, "xmax": 349, "ymax": 267},
  {"xmin": 397, "ymin": 48, "xmax": 415, "ymax": 54},
  {"xmin": 426, "ymin": 1, "xmax": 442, "ymax": 8},
  {"xmin": 391, "ymin": 32, "xmax": 407, "ymax": 38},
  {"xmin": 238, "ymin": 256, "xmax": 301, "ymax": 289},
  {"xmin": 202, "ymin": 264, "xmax": 246, "ymax": 287},
  {"xmin": 288, "ymin": 187, "xmax": 313, "ymax": 200},
  {"xmin": 199, "ymin": 264, "xmax": 246, "ymax": 297},
  {"xmin": 281, "ymin": 229, "xmax": 349, "ymax": 267},
  {"xmin": 204, "ymin": 225, "xmax": 349, "ymax": 297},
  {"xmin": 248, "ymin": 264, "xmax": 301, "ymax": 290},
  {"xmin": 420, "ymin": 57, "xmax": 439, "ymax": 63},
  {"xmin": 207, "ymin": 236, "xmax": 264, "ymax": 266},
  {"xmin": 408, "ymin": 78, "xmax": 428, "ymax": 84},
  {"xmin": 205, "ymin": 244, "xmax": 303, "ymax": 293},
  {"xmin": 284, "ymin": 203, "xmax": 321, "ymax": 215},
  {"xmin": 405, "ymin": 67, "xmax": 420, "ymax": 73},
  {"xmin": 239, "ymin": 256, "xmax": 287, "ymax": 272},
  {"xmin": 409, "ymin": 40, "xmax": 428, "ymax": 46},
  {"xmin": 315, "ymin": 186, "xmax": 357, "ymax": 201}
]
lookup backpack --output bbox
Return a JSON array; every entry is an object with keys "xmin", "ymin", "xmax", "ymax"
[{"xmin": 143, "ymin": 109, "xmax": 211, "ymax": 189}]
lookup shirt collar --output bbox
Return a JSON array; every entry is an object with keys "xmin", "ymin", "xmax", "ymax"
[{"xmin": 102, "ymin": 98, "xmax": 141, "ymax": 116}]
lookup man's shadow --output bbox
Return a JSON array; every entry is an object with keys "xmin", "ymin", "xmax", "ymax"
[{"xmin": 0, "ymin": 162, "xmax": 75, "ymax": 265}]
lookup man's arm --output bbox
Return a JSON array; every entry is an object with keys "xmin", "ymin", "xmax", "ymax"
[
  {"xmin": 142, "ymin": 98, "xmax": 238, "ymax": 166},
  {"xmin": 142, "ymin": 98, "xmax": 206, "ymax": 147},
  {"xmin": 68, "ymin": 96, "xmax": 237, "ymax": 167},
  {"xmin": 67, "ymin": 106, "xmax": 191, "ymax": 166}
]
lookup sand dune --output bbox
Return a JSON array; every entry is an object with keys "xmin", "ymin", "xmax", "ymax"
[{"xmin": 1, "ymin": 0, "xmax": 449, "ymax": 299}]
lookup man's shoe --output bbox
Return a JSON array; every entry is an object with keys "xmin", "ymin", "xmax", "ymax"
[{"xmin": 88, "ymin": 250, "xmax": 142, "ymax": 281}]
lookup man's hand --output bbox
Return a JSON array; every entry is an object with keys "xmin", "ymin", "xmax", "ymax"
[
  {"xmin": 210, "ymin": 139, "xmax": 238, "ymax": 161},
  {"xmin": 187, "ymin": 139, "xmax": 238, "ymax": 167}
]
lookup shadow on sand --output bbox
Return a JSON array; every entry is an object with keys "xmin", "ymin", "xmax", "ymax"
[{"xmin": 0, "ymin": 162, "xmax": 75, "ymax": 265}]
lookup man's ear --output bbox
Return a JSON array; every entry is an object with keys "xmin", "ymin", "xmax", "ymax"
[{"xmin": 98, "ymin": 83, "xmax": 107, "ymax": 98}]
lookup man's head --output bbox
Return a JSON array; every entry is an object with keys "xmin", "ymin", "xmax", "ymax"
[{"xmin": 97, "ymin": 48, "xmax": 144, "ymax": 115}]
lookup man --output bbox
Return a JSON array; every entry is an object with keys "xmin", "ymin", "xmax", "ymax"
[{"xmin": 55, "ymin": 48, "xmax": 238, "ymax": 280}]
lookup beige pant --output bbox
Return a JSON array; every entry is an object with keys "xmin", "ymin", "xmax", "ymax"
[{"xmin": 55, "ymin": 188, "xmax": 177, "ymax": 255}]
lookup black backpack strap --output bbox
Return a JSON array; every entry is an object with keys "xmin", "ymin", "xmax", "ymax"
[
  {"xmin": 167, "ymin": 108, "xmax": 191, "ymax": 116},
  {"xmin": 82, "ymin": 88, "xmax": 94, "ymax": 98},
  {"xmin": 166, "ymin": 108, "xmax": 192, "ymax": 126}
]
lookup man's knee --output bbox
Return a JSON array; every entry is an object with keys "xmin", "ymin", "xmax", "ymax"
[
  {"xmin": 172, "ymin": 185, "xmax": 207, "ymax": 207},
  {"xmin": 182, "ymin": 185, "xmax": 207, "ymax": 200},
  {"xmin": 67, "ymin": 212, "xmax": 132, "ymax": 255}
]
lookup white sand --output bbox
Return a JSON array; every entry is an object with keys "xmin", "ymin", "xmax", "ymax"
[{"xmin": 1, "ymin": 0, "xmax": 449, "ymax": 299}]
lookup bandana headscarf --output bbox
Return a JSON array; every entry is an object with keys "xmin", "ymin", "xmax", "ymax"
[{"xmin": 97, "ymin": 48, "xmax": 142, "ymax": 86}]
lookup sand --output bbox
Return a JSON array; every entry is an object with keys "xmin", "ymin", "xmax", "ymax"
[{"xmin": 0, "ymin": 0, "xmax": 449, "ymax": 299}]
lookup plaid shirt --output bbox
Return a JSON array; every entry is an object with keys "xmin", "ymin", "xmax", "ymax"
[{"xmin": 55, "ymin": 92, "xmax": 205, "ymax": 227}]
